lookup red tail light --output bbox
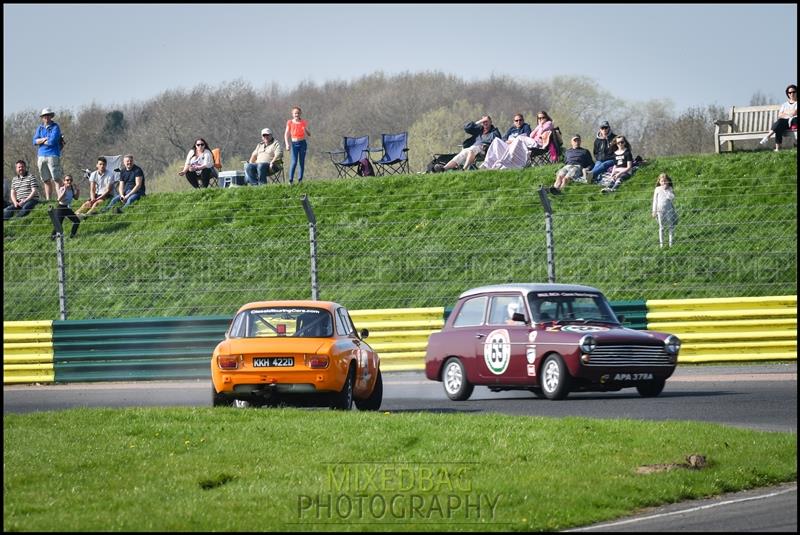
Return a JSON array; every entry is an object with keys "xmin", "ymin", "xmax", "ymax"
[
  {"xmin": 306, "ymin": 355, "xmax": 329, "ymax": 369},
  {"xmin": 217, "ymin": 355, "xmax": 241, "ymax": 370}
]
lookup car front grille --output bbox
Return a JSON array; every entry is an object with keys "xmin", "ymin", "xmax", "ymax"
[{"xmin": 585, "ymin": 345, "xmax": 673, "ymax": 367}]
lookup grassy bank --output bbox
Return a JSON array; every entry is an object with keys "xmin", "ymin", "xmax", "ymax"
[
  {"xmin": 3, "ymin": 408, "xmax": 796, "ymax": 531},
  {"xmin": 2, "ymin": 150, "xmax": 796, "ymax": 319}
]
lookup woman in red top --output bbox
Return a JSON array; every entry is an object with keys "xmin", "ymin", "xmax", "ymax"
[{"xmin": 284, "ymin": 106, "xmax": 311, "ymax": 184}]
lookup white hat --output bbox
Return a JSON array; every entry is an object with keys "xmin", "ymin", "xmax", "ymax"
[
  {"xmin": 40, "ymin": 107, "xmax": 55, "ymax": 117},
  {"xmin": 261, "ymin": 128, "xmax": 272, "ymax": 136}
]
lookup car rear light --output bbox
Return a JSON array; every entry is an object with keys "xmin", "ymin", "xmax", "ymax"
[
  {"xmin": 305, "ymin": 355, "xmax": 329, "ymax": 369},
  {"xmin": 217, "ymin": 355, "xmax": 241, "ymax": 370}
]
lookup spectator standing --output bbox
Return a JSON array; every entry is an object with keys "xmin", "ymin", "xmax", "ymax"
[
  {"xmin": 178, "ymin": 138, "xmax": 214, "ymax": 188},
  {"xmin": 550, "ymin": 135, "xmax": 594, "ymax": 195},
  {"xmin": 76, "ymin": 157, "xmax": 115, "ymax": 217},
  {"xmin": 590, "ymin": 121, "xmax": 617, "ymax": 179},
  {"xmin": 32, "ymin": 107, "xmax": 63, "ymax": 202},
  {"xmin": 246, "ymin": 128, "xmax": 283, "ymax": 185},
  {"xmin": 442, "ymin": 116, "xmax": 502, "ymax": 171},
  {"xmin": 4, "ymin": 160, "xmax": 40, "ymax": 220},
  {"xmin": 601, "ymin": 136, "xmax": 634, "ymax": 193},
  {"xmin": 51, "ymin": 174, "xmax": 81, "ymax": 239},
  {"xmin": 760, "ymin": 84, "xmax": 798, "ymax": 152},
  {"xmin": 284, "ymin": 106, "xmax": 311, "ymax": 184},
  {"xmin": 652, "ymin": 173, "xmax": 678, "ymax": 248},
  {"xmin": 105, "ymin": 155, "xmax": 145, "ymax": 212}
]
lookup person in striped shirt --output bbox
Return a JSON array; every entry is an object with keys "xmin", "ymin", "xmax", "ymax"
[{"xmin": 4, "ymin": 160, "xmax": 40, "ymax": 220}]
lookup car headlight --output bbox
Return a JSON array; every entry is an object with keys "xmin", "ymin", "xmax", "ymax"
[
  {"xmin": 664, "ymin": 335, "xmax": 681, "ymax": 355},
  {"xmin": 579, "ymin": 335, "xmax": 597, "ymax": 354}
]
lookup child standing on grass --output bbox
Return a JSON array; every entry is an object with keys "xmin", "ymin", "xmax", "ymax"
[
  {"xmin": 284, "ymin": 106, "xmax": 311, "ymax": 185},
  {"xmin": 652, "ymin": 173, "xmax": 678, "ymax": 248}
]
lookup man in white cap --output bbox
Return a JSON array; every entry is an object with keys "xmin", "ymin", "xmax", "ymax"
[
  {"xmin": 32, "ymin": 107, "xmax": 64, "ymax": 202},
  {"xmin": 245, "ymin": 128, "xmax": 283, "ymax": 185}
]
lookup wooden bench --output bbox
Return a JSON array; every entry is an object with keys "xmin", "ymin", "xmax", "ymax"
[{"xmin": 714, "ymin": 104, "xmax": 788, "ymax": 153}]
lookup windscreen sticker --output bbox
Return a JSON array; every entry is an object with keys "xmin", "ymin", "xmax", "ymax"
[
  {"xmin": 484, "ymin": 329, "xmax": 511, "ymax": 375},
  {"xmin": 561, "ymin": 325, "xmax": 610, "ymax": 333},
  {"xmin": 249, "ymin": 308, "xmax": 320, "ymax": 315},
  {"xmin": 534, "ymin": 292, "xmax": 598, "ymax": 298}
]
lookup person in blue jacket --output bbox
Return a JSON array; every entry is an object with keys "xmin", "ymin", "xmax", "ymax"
[
  {"xmin": 442, "ymin": 116, "xmax": 502, "ymax": 171},
  {"xmin": 32, "ymin": 107, "xmax": 63, "ymax": 202}
]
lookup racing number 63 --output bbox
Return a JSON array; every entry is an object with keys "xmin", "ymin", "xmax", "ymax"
[{"xmin": 484, "ymin": 329, "xmax": 511, "ymax": 375}]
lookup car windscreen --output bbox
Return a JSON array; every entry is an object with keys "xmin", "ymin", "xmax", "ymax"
[
  {"xmin": 229, "ymin": 307, "xmax": 333, "ymax": 338},
  {"xmin": 527, "ymin": 292, "xmax": 619, "ymax": 324}
]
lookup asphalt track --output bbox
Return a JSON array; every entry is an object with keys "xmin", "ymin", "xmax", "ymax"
[{"xmin": 3, "ymin": 362, "xmax": 796, "ymax": 531}]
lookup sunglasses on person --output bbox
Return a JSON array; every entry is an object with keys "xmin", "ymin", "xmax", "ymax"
[
  {"xmin": 514, "ymin": 118, "xmax": 523, "ymax": 122},
  {"xmin": 196, "ymin": 143, "xmax": 205, "ymax": 147},
  {"xmin": 788, "ymin": 90, "xmax": 797, "ymax": 94}
]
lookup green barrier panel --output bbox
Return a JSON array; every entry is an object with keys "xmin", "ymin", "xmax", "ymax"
[
  {"xmin": 444, "ymin": 300, "xmax": 647, "ymax": 329},
  {"xmin": 53, "ymin": 316, "xmax": 230, "ymax": 383}
]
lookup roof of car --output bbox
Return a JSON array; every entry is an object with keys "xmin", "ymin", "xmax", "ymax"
[
  {"xmin": 459, "ymin": 283, "xmax": 603, "ymax": 299},
  {"xmin": 237, "ymin": 300, "xmax": 340, "ymax": 313}
]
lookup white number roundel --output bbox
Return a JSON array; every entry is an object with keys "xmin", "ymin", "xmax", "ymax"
[{"xmin": 484, "ymin": 329, "xmax": 511, "ymax": 375}]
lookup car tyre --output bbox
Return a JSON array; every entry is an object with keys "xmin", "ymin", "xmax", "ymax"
[
  {"xmin": 355, "ymin": 369, "xmax": 383, "ymax": 411},
  {"xmin": 212, "ymin": 386, "xmax": 234, "ymax": 407},
  {"xmin": 331, "ymin": 365, "xmax": 355, "ymax": 410},
  {"xmin": 541, "ymin": 354, "xmax": 571, "ymax": 400},
  {"xmin": 442, "ymin": 358, "xmax": 474, "ymax": 401},
  {"xmin": 636, "ymin": 378, "xmax": 666, "ymax": 397}
]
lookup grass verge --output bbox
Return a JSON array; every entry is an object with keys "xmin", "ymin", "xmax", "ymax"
[{"xmin": 3, "ymin": 407, "xmax": 796, "ymax": 531}]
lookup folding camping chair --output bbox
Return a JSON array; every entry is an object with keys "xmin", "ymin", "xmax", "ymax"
[
  {"xmin": 326, "ymin": 135, "xmax": 372, "ymax": 178},
  {"xmin": 371, "ymin": 132, "xmax": 410, "ymax": 176},
  {"xmin": 528, "ymin": 127, "xmax": 564, "ymax": 167}
]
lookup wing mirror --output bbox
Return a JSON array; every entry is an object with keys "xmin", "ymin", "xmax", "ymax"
[
  {"xmin": 360, "ymin": 328, "xmax": 370, "ymax": 339},
  {"xmin": 512, "ymin": 312, "xmax": 528, "ymax": 324}
]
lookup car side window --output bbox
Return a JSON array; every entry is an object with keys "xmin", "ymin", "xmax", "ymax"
[
  {"xmin": 336, "ymin": 308, "xmax": 354, "ymax": 336},
  {"xmin": 453, "ymin": 296, "xmax": 488, "ymax": 327},
  {"xmin": 229, "ymin": 312, "xmax": 246, "ymax": 338},
  {"xmin": 488, "ymin": 295, "xmax": 526, "ymax": 325}
]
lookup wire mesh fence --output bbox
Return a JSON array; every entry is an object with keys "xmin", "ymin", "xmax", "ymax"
[{"xmin": 2, "ymin": 174, "xmax": 796, "ymax": 321}]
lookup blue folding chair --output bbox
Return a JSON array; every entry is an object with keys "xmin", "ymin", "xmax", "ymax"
[
  {"xmin": 372, "ymin": 132, "xmax": 410, "ymax": 176},
  {"xmin": 326, "ymin": 136, "xmax": 371, "ymax": 178}
]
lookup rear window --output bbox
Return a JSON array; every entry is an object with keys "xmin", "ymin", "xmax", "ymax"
[{"xmin": 229, "ymin": 307, "xmax": 333, "ymax": 338}]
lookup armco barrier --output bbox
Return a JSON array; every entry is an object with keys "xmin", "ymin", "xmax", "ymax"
[
  {"xmin": 51, "ymin": 316, "xmax": 230, "ymax": 383},
  {"xmin": 2, "ymin": 321, "xmax": 55, "ymax": 384},
  {"xmin": 646, "ymin": 295, "xmax": 797, "ymax": 363},
  {"xmin": 3, "ymin": 297, "xmax": 795, "ymax": 384}
]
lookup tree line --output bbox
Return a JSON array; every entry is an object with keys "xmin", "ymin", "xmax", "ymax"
[{"xmin": 4, "ymin": 71, "xmax": 729, "ymax": 193}]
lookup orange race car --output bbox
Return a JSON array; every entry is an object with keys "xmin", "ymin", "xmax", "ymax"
[{"xmin": 211, "ymin": 300, "xmax": 382, "ymax": 410}]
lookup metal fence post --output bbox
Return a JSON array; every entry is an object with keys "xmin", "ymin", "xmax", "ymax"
[
  {"xmin": 301, "ymin": 194, "xmax": 319, "ymax": 300},
  {"xmin": 48, "ymin": 206, "xmax": 68, "ymax": 320},
  {"xmin": 537, "ymin": 187, "xmax": 556, "ymax": 283}
]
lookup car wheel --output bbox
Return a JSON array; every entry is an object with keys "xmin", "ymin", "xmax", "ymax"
[
  {"xmin": 331, "ymin": 365, "xmax": 355, "ymax": 410},
  {"xmin": 355, "ymin": 369, "xmax": 383, "ymax": 411},
  {"xmin": 636, "ymin": 378, "xmax": 666, "ymax": 397},
  {"xmin": 442, "ymin": 358, "xmax": 474, "ymax": 401},
  {"xmin": 212, "ymin": 386, "xmax": 233, "ymax": 407},
  {"xmin": 541, "ymin": 354, "xmax": 571, "ymax": 400}
]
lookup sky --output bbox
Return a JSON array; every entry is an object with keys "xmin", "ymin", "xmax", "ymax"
[{"xmin": 3, "ymin": 3, "xmax": 797, "ymax": 118}]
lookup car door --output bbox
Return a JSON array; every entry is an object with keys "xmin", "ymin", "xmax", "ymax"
[
  {"xmin": 448, "ymin": 295, "xmax": 489, "ymax": 383},
  {"xmin": 475, "ymin": 294, "xmax": 530, "ymax": 383},
  {"xmin": 338, "ymin": 307, "xmax": 376, "ymax": 397}
]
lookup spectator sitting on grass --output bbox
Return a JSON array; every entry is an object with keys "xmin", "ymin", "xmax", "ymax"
[
  {"xmin": 76, "ymin": 157, "xmax": 115, "ymax": 218},
  {"xmin": 3, "ymin": 160, "xmax": 40, "ymax": 220},
  {"xmin": 549, "ymin": 134, "xmax": 594, "ymax": 195},
  {"xmin": 601, "ymin": 135, "xmax": 634, "ymax": 194},
  {"xmin": 104, "ymin": 155, "xmax": 145, "ymax": 213}
]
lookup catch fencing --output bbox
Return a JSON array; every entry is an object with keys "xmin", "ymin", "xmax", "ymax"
[{"xmin": 2, "ymin": 174, "xmax": 797, "ymax": 321}]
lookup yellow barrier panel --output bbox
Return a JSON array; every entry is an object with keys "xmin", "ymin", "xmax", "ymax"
[
  {"xmin": 3, "ymin": 321, "xmax": 54, "ymax": 384},
  {"xmin": 646, "ymin": 296, "xmax": 796, "ymax": 364}
]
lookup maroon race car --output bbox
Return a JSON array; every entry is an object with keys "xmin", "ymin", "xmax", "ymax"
[{"xmin": 425, "ymin": 283, "xmax": 680, "ymax": 400}]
